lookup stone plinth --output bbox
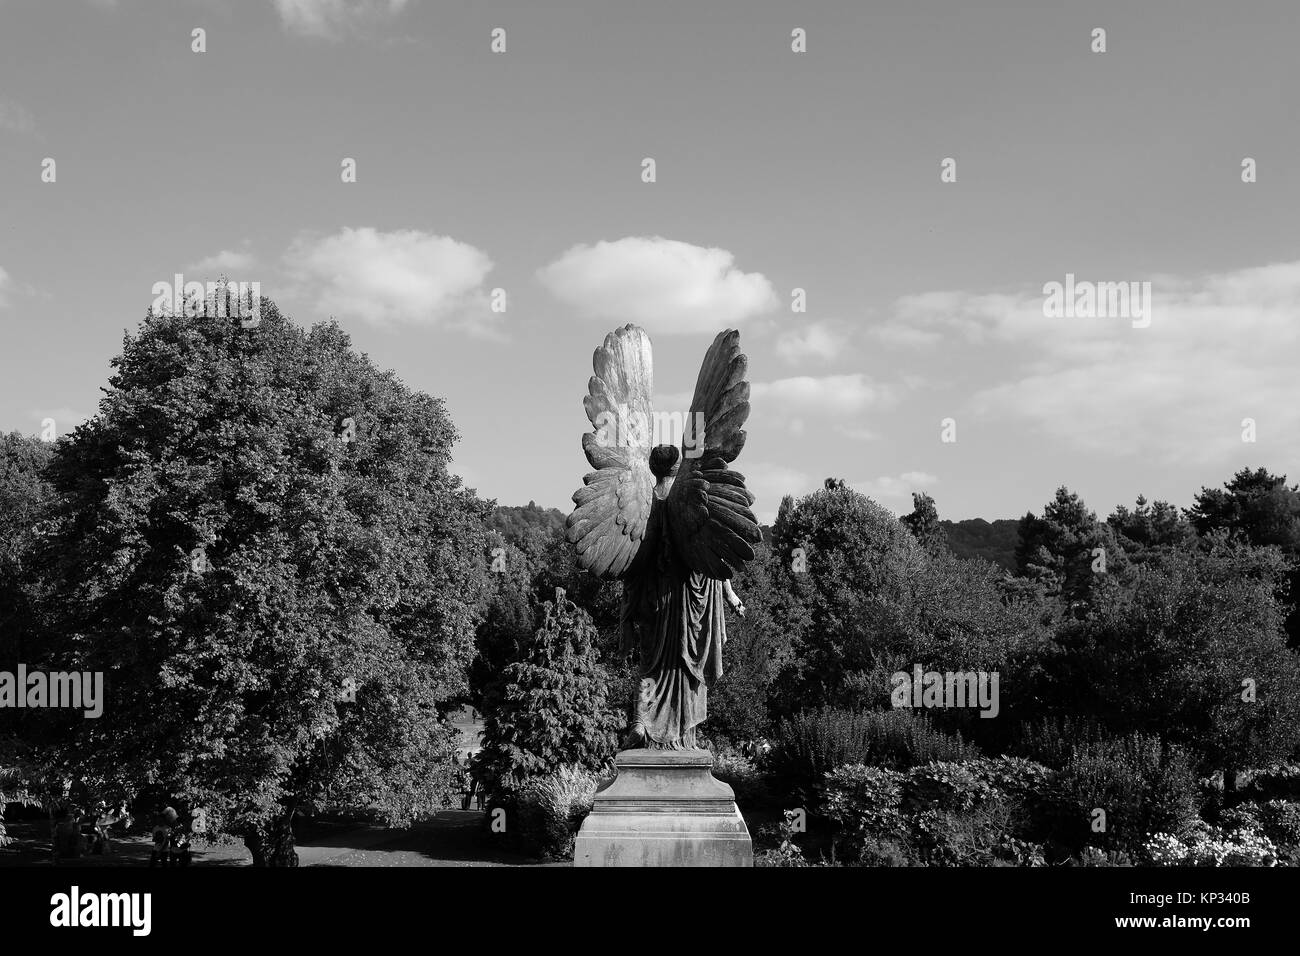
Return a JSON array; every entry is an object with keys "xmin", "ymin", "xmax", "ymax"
[{"xmin": 573, "ymin": 749, "xmax": 752, "ymax": 867}]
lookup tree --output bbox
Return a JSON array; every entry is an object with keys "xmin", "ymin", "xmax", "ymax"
[
  {"xmin": 902, "ymin": 492, "xmax": 946, "ymax": 548},
  {"xmin": 1107, "ymin": 495, "xmax": 1195, "ymax": 562},
  {"xmin": 477, "ymin": 589, "xmax": 622, "ymax": 795},
  {"xmin": 767, "ymin": 482, "xmax": 1050, "ymax": 745},
  {"xmin": 36, "ymin": 302, "xmax": 490, "ymax": 864},
  {"xmin": 1189, "ymin": 467, "xmax": 1300, "ymax": 645},
  {"xmin": 1039, "ymin": 538, "xmax": 1300, "ymax": 792},
  {"xmin": 1016, "ymin": 486, "xmax": 1125, "ymax": 614}
]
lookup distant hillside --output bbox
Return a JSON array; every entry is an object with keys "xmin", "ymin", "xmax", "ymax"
[
  {"xmin": 487, "ymin": 501, "xmax": 566, "ymax": 549},
  {"xmin": 940, "ymin": 518, "xmax": 1021, "ymax": 571}
]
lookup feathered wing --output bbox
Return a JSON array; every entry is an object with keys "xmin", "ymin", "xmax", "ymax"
[
  {"xmin": 664, "ymin": 329, "xmax": 762, "ymax": 579},
  {"xmin": 565, "ymin": 324, "xmax": 656, "ymax": 579}
]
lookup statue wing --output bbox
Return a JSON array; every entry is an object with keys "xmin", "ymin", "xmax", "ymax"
[
  {"xmin": 664, "ymin": 329, "xmax": 762, "ymax": 579},
  {"xmin": 564, "ymin": 324, "xmax": 656, "ymax": 579}
]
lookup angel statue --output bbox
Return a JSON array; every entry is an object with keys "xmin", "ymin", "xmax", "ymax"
[{"xmin": 565, "ymin": 324, "xmax": 762, "ymax": 751}]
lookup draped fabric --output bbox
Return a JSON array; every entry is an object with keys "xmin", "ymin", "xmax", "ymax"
[{"xmin": 620, "ymin": 520, "xmax": 728, "ymax": 749}]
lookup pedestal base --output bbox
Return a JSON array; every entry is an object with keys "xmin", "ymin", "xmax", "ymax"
[{"xmin": 573, "ymin": 749, "xmax": 752, "ymax": 867}]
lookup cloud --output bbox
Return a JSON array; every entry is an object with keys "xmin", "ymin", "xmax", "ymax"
[
  {"xmin": 0, "ymin": 266, "xmax": 11, "ymax": 308},
  {"xmin": 282, "ymin": 227, "xmax": 494, "ymax": 329},
  {"xmin": 773, "ymin": 320, "xmax": 851, "ymax": 364},
  {"xmin": 537, "ymin": 236, "xmax": 777, "ymax": 334},
  {"xmin": 750, "ymin": 373, "xmax": 895, "ymax": 432},
  {"xmin": 852, "ymin": 471, "xmax": 938, "ymax": 503},
  {"xmin": 873, "ymin": 261, "xmax": 1300, "ymax": 465},
  {"xmin": 272, "ymin": 0, "xmax": 409, "ymax": 40},
  {"xmin": 185, "ymin": 243, "xmax": 257, "ymax": 275},
  {"xmin": 0, "ymin": 99, "xmax": 35, "ymax": 135}
]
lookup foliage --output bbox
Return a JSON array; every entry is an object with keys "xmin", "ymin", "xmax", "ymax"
[
  {"xmin": 939, "ymin": 518, "xmax": 1020, "ymax": 572},
  {"xmin": 1145, "ymin": 820, "xmax": 1277, "ymax": 867},
  {"xmin": 31, "ymin": 303, "xmax": 488, "ymax": 863},
  {"xmin": 477, "ymin": 591, "xmax": 622, "ymax": 796},
  {"xmin": 1221, "ymin": 800, "xmax": 1300, "ymax": 855},
  {"xmin": 822, "ymin": 758, "xmax": 1051, "ymax": 867},
  {"xmin": 754, "ymin": 809, "xmax": 809, "ymax": 867},
  {"xmin": 767, "ymin": 483, "xmax": 1050, "ymax": 732},
  {"xmin": 512, "ymin": 764, "xmax": 602, "ymax": 860},
  {"xmin": 710, "ymin": 748, "xmax": 771, "ymax": 807},
  {"xmin": 771, "ymin": 707, "xmax": 977, "ymax": 802},
  {"xmin": 1055, "ymin": 732, "xmax": 1199, "ymax": 855},
  {"xmin": 1038, "ymin": 539, "xmax": 1300, "ymax": 783},
  {"xmin": 902, "ymin": 492, "xmax": 945, "ymax": 548}
]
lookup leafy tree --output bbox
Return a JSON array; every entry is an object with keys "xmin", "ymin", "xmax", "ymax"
[
  {"xmin": 1016, "ymin": 487, "xmax": 1125, "ymax": 614},
  {"xmin": 1107, "ymin": 495, "xmax": 1195, "ymax": 562},
  {"xmin": 477, "ymin": 589, "xmax": 622, "ymax": 795},
  {"xmin": 1039, "ymin": 538, "xmax": 1300, "ymax": 792},
  {"xmin": 768, "ymin": 483, "xmax": 1050, "ymax": 745},
  {"xmin": 902, "ymin": 492, "xmax": 946, "ymax": 548},
  {"xmin": 940, "ymin": 517, "xmax": 1019, "ymax": 571},
  {"xmin": 1189, "ymin": 467, "xmax": 1300, "ymax": 645},
  {"xmin": 35, "ymin": 302, "xmax": 489, "ymax": 864}
]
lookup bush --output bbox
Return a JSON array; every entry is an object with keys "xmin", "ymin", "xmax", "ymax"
[
  {"xmin": 823, "ymin": 765, "xmax": 907, "ymax": 860},
  {"xmin": 1145, "ymin": 820, "xmax": 1277, "ymax": 866},
  {"xmin": 512, "ymin": 765, "xmax": 602, "ymax": 860},
  {"xmin": 754, "ymin": 810, "xmax": 808, "ymax": 867},
  {"xmin": 710, "ymin": 749, "xmax": 771, "ymax": 807},
  {"xmin": 822, "ymin": 758, "xmax": 1052, "ymax": 866},
  {"xmin": 1222, "ymin": 800, "xmax": 1300, "ymax": 856},
  {"xmin": 1055, "ymin": 732, "xmax": 1198, "ymax": 855},
  {"xmin": 1240, "ymin": 765, "xmax": 1300, "ymax": 803},
  {"xmin": 772, "ymin": 707, "xmax": 977, "ymax": 802}
]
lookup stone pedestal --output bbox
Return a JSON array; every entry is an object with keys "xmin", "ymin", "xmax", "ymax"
[{"xmin": 573, "ymin": 749, "xmax": 752, "ymax": 867}]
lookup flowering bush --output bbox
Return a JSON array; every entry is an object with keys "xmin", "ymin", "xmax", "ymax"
[
  {"xmin": 1145, "ymin": 820, "xmax": 1277, "ymax": 867},
  {"xmin": 1222, "ymin": 799, "xmax": 1300, "ymax": 856}
]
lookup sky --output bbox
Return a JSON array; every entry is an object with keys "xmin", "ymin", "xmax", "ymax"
[{"xmin": 1, "ymin": 0, "xmax": 1297, "ymax": 524}]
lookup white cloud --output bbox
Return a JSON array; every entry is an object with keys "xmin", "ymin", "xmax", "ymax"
[
  {"xmin": 852, "ymin": 471, "xmax": 938, "ymax": 503},
  {"xmin": 272, "ymin": 0, "xmax": 409, "ymax": 39},
  {"xmin": 750, "ymin": 374, "xmax": 895, "ymax": 432},
  {"xmin": 0, "ymin": 266, "xmax": 11, "ymax": 308},
  {"xmin": 537, "ymin": 236, "xmax": 777, "ymax": 334},
  {"xmin": 875, "ymin": 261, "xmax": 1300, "ymax": 465},
  {"xmin": 282, "ymin": 227, "xmax": 494, "ymax": 329},
  {"xmin": 185, "ymin": 243, "xmax": 257, "ymax": 276},
  {"xmin": 0, "ymin": 99, "xmax": 35, "ymax": 135},
  {"xmin": 773, "ymin": 320, "xmax": 850, "ymax": 363}
]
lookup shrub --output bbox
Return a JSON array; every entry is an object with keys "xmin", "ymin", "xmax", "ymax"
[
  {"xmin": 1068, "ymin": 846, "xmax": 1133, "ymax": 867},
  {"xmin": 822, "ymin": 759, "xmax": 1053, "ymax": 866},
  {"xmin": 1145, "ymin": 820, "xmax": 1277, "ymax": 867},
  {"xmin": 754, "ymin": 810, "xmax": 808, "ymax": 867},
  {"xmin": 823, "ymin": 765, "xmax": 907, "ymax": 861},
  {"xmin": 477, "ymin": 592, "xmax": 622, "ymax": 797},
  {"xmin": 710, "ymin": 749, "xmax": 771, "ymax": 807},
  {"xmin": 512, "ymin": 765, "xmax": 602, "ymax": 860},
  {"xmin": 772, "ymin": 707, "xmax": 977, "ymax": 802},
  {"xmin": 1055, "ymin": 732, "xmax": 1198, "ymax": 854},
  {"xmin": 1240, "ymin": 765, "xmax": 1300, "ymax": 803},
  {"xmin": 1223, "ymin": 800, "xmax": 1300, "ymax": 855}
]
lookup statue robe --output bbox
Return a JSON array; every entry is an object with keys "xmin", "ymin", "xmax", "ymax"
[{"xmin": 619, "ymin": 501, "xmax": 727, "ymax": 749}]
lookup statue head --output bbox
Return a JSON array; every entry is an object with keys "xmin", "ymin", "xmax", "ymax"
[{"xmin": 648, "ymin": 444, "xmax": 680, "ymax": 481}]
